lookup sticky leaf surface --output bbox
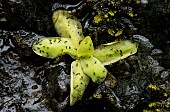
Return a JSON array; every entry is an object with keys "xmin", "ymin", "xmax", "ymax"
[
  {"xmin": 93, "ymin": 40, "xmax": 138, "ymax": 65},
  {"xmin": 70, "ymin": 60, "xmax": 90, "ymax": 106},
  {"xmin": 32, "ymin": 37, "xmax": 78, "ymax": 58},
  {"xmin": 52, "ymin": 10, "xmax": 84, "ymax": 46},
  {"xmin": 80, "ymin": 56, "xmax": 107, "ymax": 84}
]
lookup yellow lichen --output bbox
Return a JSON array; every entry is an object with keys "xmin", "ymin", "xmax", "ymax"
[
  {"xmin": 136, "ymin": 0, "xmax": 141, "ymax": 4},
  {"xmin": 148, "ymin": 84, "xmax": 160, "ymax": 91},
  {"xmin": 104, "ymin": 13, "xmax": 109, "ymax": 18},
  {"xmin": 165, "ymin": 101, "xmax": 170, "ymax": 108},
  {"xmin": 127, "ymin": 11, "xmax": 134, "ymax": 17},
  {"xmin": 93, "ymin": 93, "xmax": 102, "ymax": 99},
  {"xmin": 111, "ymin": 1, "xmax": 115, "ymax": 6},
  {"xmin": 94, "ymin": 15, "xmax": 103, "ymax": 23},
  {"xmin": 108, "ymin": 11, "xmax": 115, "ymax": 16},
  {"xmin": 108, "ymin": 29, "xmax": 115, "ymax": 36},
  {"xmin": 155, "ymin": 109, "xmax": 161, "ymax": 112},
  {"xmin": 115, "ymin": 30, "xmax": 123, "ymax": 37},
  {"xmin": 148, "ymin": 102, "xmax": 162, "ymax": 108},
  {"xmin": 163, "ymin": 93, "xmax": 168, "ymax": 97},
  {"xmin": 143, "ymin": 110, "xmax": 153, "ymax": 112}
]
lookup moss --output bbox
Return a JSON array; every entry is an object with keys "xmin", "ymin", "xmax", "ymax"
[
  {"xmin": 85, "ymin": 0, "xmax": 142, "ymax": 46},
  {"xmin": 144, "ymin": 83, "xmax": 170, "ymax": 112},
  {"xmin": 94, "ymin": 15, "xmax": 103, "ymax": 24},
  {"xmin": 108, "ymin": 29, "xmax": 115, "ymax": 36}
]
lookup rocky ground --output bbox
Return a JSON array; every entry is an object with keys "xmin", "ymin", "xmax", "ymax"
[{"xmin": 0, "ymin": 0, "xmax": 170, "ymax": 112}]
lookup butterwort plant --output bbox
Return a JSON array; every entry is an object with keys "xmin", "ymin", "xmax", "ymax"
[{"xmin": 32, "ymin": 10, "xmax": 138, "ymax": 106}]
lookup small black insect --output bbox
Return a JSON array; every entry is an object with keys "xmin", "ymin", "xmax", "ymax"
[
  {"xmin": 76, "ymin": 63, "xmax": 78, "ymax": 66},
  {"xmin": 74, "ymin": 85, "xmax": 79, "ymax": 89},
  {"xmin": 120, "ymin": 50, "xmax": 123, "ymax": 56},
  {"xmin": 49, "ymin": 39, "xmax": 52, "ymax": 44},
  {"xmin": 86, "ymin": 64, "xmax": 88, "ymax": 67},
  {"xmin": 76, "ymin": 73, "xmax": 80, "ymax": 76}
]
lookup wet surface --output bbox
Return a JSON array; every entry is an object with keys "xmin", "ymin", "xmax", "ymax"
[{"xmin": 0, "ymin": 0, "xmax": 170, "ymax": 112}]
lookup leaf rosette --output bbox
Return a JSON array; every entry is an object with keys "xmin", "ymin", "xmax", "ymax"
[{"xmin": 32, "ymin": 10, "xmax": 138, "ymax": 106}]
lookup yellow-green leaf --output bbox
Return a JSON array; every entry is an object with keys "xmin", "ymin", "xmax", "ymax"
[
  {"xmin": 70, "ymin": 60, "xmax": 90, "ymax": 106},
  {"xmin": 52, "ymin": 10, "xmax": 84, "ymax": 46},
  {"xmin": 80, "ymin": 56, "xmax": 107, "ymax": 84},
  {"xmin": 77, "ymin": 36, "xmax": 94, "ymax": 58},
  {"xmin": 93, "ymin": 40, "xmax": 138, "ymax": 65},
  {"xmin": 32, "ymin": 37, "xmax": 78, "ymax": 58}
]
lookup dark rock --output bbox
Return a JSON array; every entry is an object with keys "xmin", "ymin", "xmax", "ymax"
[{"xmin": 0, "ymin": 0, "xmax": 170, "ymax": 112}]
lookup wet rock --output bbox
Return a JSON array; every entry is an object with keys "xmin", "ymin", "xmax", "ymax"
[
  {"xmin": 0, "ymin": 0, "xmax": 170, "ymax": 112},
  {"xmin": 151, "ymin": 49, "xmax": 163, "ymax": 55},
  {"xmin": 0, "ymin": 30, "xmax": 51, "ymax": 111},
  {"xmin": 133, "ymin": 35, "xmax": 154, "ymax": 49},
  {"xmin": 0, "ymin": 0, "xmax": 56, "ymax": 35},
  {"xmin": 160, "ymin": 71, "xmax": 169, "ymax": 79},
  {"xmin": 82, "ymin": 85, "xmax": 122, "ymax": 112},
  {"xmin": 112, "ymin": 35, "xmax": 170, "ymax": 111},
  {"xmin": 40, "ymin": 59, "xmax": 72, "ymax": 112},
  {"xmin": 12, "ymin": 30, "xmax": 44, "ymax": 57},
  {"xmin": 141, "ymin": 0, "xmax": 148, "ymax": 4}
]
